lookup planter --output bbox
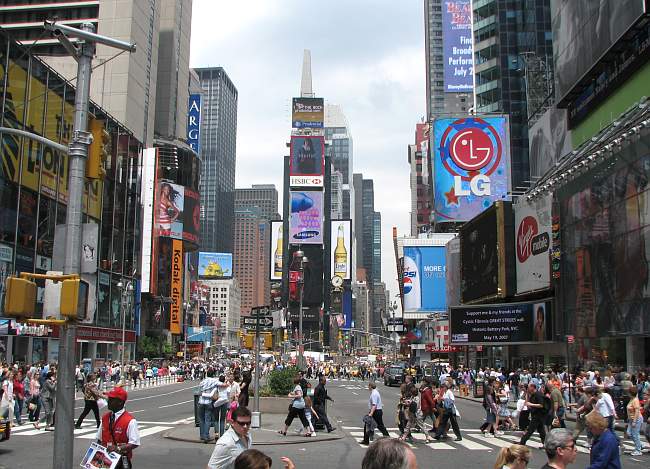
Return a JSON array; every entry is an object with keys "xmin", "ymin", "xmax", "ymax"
[{"xmin": 258, "ymin": 396, "xmax": 292, "ymax": 414}]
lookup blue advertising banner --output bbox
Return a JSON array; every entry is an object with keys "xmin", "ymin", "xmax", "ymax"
[
  {"xmin": 343, "ymin": 288, "xmax": 352, "ymax": 329},
  {"xmin": 432, "ymin": 116, "xmax": 511, "ymax": 222},
  {"xmin": 187, "ymin": 326, "xmax": 212, "ymax": 343},
  {"xmin": 442, "ymin": 0, "xmax": 473, "ymax": 93},
  {"xmin": 188, "ymin": 94, "xmax": 201, "ymax": 154},
  {"xmin": 198, "ymin": 252, "xmax": 233, "ymax": 278},
  {"xmin": 403, "ymin": 246, "xmax": 447, "ymax": 313}
]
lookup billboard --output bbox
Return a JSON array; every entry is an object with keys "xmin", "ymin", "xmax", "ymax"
[
  {"xmin": 270, "ymin": 220, "xmax": 284, "ymax": 280},
  {"xmin": 552, "ymin": 0, "xmax": 647, "ymax": 103},
  {"xmin": 188, "ymin": 94, "xmax": 201, "ymax": 154},
  {"xmin": 289, "ymin": 136, "xmax": 325, "ymax": 187},
  {"xmin": 289, "ymin": 191, "xmax": 324, "ymax": 244},
  {"xmin": 528, "ymin": 106, "xmax": 572, "ymax": 180},
  {"xmin": 442, "ymin": 0, "xmax": 473, "ymax": 93},
  {"xmin": 450, "ymin": 299, "xmax": 554, "ymax": 345},
  {"xmin": 292, "ymin": 97, "xmax": 324, "ymax": 129},
  {"xmin": 403, "ymin": 246, "xmax": 448, "ymax": 313},
  {"xmin": 198, "ymin": 252, "xmax": 233, "ymax": 279},
  {"xmin": 331, "ymin": 220, "xmax": 352, "ymax": 280},
  {"xmin": 432, "ymin": 116, "xmax": 511, "ymax": 223},
  {"xmin": 515, "ymin": 195, "xmax": 552, "ymax": 295},
  {"xmin": 445, "ymin": 237, "xmax": 461, "ymax": 308},
  {"xmin": 170, "ymin": 239, "xmax": 183, "ymax": 335},
  {"xmin": 459, "ymin": 201, "xmax": 514, "ymax": 303},
  {"xmin": 154, "ymin": 181, "xmax": 200, "ymax": 245}
]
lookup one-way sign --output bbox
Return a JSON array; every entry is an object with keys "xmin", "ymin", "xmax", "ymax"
[
  {"xmin": 243, "ymin": 317, "xmax": 272, "ymax": 327},
  {"xmin": 251, "ymin": 306, "xmax": 271, "ymax": 317}
]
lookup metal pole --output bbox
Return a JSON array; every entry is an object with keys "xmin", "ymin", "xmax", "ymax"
[
  {"xmin": 254, "ymin": 308, "xmax": 260, "ymax": 413},
  {"xmin": 183, "ymin": 303, "xmax": 188, "ymax": 362},
  {"xmin": 120, "ymin": 285, "xmax": 126, "ymax": 385},
  {"xmin": 298, "ymin": 260, "xmax": 304, "ymax": 370},
  {"xmin": 566, "ymin": 338, "xmax": 571, "ymax": 404},
  {"xmin": 54, "ymin": 22, "xmax": 94, "ymax": 469}
]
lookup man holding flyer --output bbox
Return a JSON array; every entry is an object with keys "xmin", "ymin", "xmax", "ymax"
[{"xmin": 96, "ymin": 386, "xmax": 140, "ymax": 468}]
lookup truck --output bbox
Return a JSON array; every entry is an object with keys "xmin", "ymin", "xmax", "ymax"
[{"xmin": 0, "ymin": 417, "xmax": 10, "ymax": 442}]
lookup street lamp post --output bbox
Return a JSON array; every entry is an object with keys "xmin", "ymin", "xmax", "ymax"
[
  {"xmin": 117, "ymin": 280, "xmax": 133, "ymax": 385},
  {"xmin": 183, "ymin": 301, "xmax": 191, "ymax": 362},
  {"xmin": 295, "ymin": 251, "xmax": 308, "ymax": 370}
]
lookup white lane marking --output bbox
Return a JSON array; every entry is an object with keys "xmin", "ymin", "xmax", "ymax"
[
  {"xmin": 158, "ymin": 399, "xmax": 194, "ymax": 409},
  {"xmin": 351, "ymin": 392, "xmax": 359, "ymax": 396},
  {"xmin": 349, "ymin": 431, "xmax": 364, "ymax": 437},
  {"xmin": 455, "ymin": 437, "xmax": 492, "ymax": 450},
  {"xmin": 426, "ymin": 441, "xmax": 455, "ymax": 450},
  {"xmin": 127, "ymin": 385, "xmax": 198, "ymax": 402},
  {"xmin": 471, "ymin": 434, "xmax": 515, "ymax": 448},
  {"xmin": 77, "ymin": 425, "xmax": 170, "ymax": 439}
]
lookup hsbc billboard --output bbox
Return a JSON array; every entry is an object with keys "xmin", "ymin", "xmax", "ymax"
[
  {"xmin": 432, "ymin": 116, "xmax": 511, "ymax": 222},
  {"xmin": 514, "ymin": 195, "xmax": 552, "ymax": 294}
]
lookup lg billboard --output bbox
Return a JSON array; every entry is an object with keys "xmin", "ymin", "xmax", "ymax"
[{"xmin": 432, "ymin": 116, "xmax": 511, "ymax": 223}]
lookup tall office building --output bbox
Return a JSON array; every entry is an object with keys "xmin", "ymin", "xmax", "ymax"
[
  {"xmin": 330, "ymin": 170, "xmax": 344, "ymax": 219},
  {"xmin": 472, "ymin": 0, "xmax": 553, "ymax": 189},
  {"xmin": 424, "ymin": 0, "xmax": 472, "ymax": 120},
  {"xmin": 195, "ymin": 67, "xmax": 238, "ymax": 253},
  {"xmin": 233, "ymin": 185, "xmax": 279, "ymax": 315},
  {"xmin": 325, "ymin": 104, "xmax": 354, "ymax": 219},
  {"xmin": 408, "ymin": 122, "xmax": 432, "ymax": 235},
  {"xmin": 203, "ymin": 278, "xmax": 241, "ymax": 347},
  {"xmin": 0, "ymin": 0, "xmax": 195, "ymax": 147},
  {"xmin": 235, "ymin": 185, "xmax": 279, "ymax": 220}
]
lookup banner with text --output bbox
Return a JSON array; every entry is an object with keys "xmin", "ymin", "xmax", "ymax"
[
  {"xmin": 442, "ymin": 0, "xmax": 473, "ymax": 92},
  {"xmin": 170, "ymin": 239, "xmax": 183, "ymax": 334},
  {"xmin": 450, "ymin": 300, "xmax": 554, "ymax": 345}
]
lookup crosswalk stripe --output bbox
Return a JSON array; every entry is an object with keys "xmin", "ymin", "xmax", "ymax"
[
  {"xmin": 470, "ymin": 434, "xmax": 516, "ymax": 448},
  {"xmin": 455, "ymin": 437, "xmax": 492, "ymax": 450},
  {"xmin": 426, "ymin": 441, "xmax": 455, "ymax": 450},
  {"xmin": 77, "ymin": 425, "xmax": 170, "ymax": 440}
]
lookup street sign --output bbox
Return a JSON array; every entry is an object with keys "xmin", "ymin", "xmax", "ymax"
[
  {"xmin": 243, "ymin": 317, "xmax": 272, "ymax": 327},
  {"xmin": 567, "ymin": 335, "xmax": 575, "ymax": 344},
  {"xmin": 251, "ymin": 306, "xmax": 271, "ymax": 317}
]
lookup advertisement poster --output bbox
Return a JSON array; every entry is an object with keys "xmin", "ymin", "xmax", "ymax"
[
  {"xmin": 432, "ymin": 116, "xmax": 511, "ymax": 222},
  {"xmin": 156, "ymin": 181, "xmax": 184, "ymax": 239},
  {"xmin": 450, "ymin": 300, "xmax": 554, "ymax": 345},
  {"xmin": 187, "ymin": 94, "xmax": 201, "ymax": 154},
  {"xmin": 515, "ymin": 195, "xmax": 552, "ymax": 294},
  {"xmin": 442, "ymin": 0, "xmax": 473, "ymax": 92},
  {"xmin": 330, "ymin": 220, "xmax": 352, "ymax": 280},
  {"xmin": 289, "ymin": 191, "xmax": 323, "ymax": 244},
  {"xmin": 292, "ymin": 97, "xmax": 324, "ymax": 129},
  {"xmin": 403, "ymin": 245, "xmax": 448, "ymax": 313},
  {"xmin": 170, "ymin": 239, "xmax": 183, "ymax": 335},
  {"xmin": 198, "ymin": 252, "xmax": 233, "ymax": 278},
  {"xmin": 270, "ymin": 220, "xmax": 284, "ymax": 281},
  {"xmin": 460, "ymin": 206, "xmax": 498, "ymax": 303},
  {"xmin": 289, "ymin": 136, "xmax": 324, "ymax": 187},
  {"xmin": 528, "ymin": 106, "xmax": 572, "ymax": 180},
  {"xmin": 80, "ymin": 442, "xmax": 121, "ymax": 469},
  {"xmin": 182, "ymin": 187, "xmax": 201, "ymax": 246}
]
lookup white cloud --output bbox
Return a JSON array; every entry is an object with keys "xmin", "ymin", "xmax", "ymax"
[{"xmin": 190, "ymin": 0, "xmax": 425, "ymax": 304}]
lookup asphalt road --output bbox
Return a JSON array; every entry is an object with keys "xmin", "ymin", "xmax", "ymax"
[{"xmin": 1, "ymin": 378, "xmax": 648, "ymax": 468}]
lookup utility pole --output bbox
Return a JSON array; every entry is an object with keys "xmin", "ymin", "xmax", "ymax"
[{"xmin": 41, "ymin": 20, "xmax": 136, "ymax": 469}]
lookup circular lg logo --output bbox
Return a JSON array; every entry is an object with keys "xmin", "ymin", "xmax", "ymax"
[{"xmin": 449, "ymin": 127, "xmax": 494, "ymax": 171}]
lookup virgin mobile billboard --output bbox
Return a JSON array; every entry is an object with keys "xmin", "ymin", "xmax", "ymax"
[{"xmin": 432, "ymin": 116, "xmax": 511, "ymax": 223}]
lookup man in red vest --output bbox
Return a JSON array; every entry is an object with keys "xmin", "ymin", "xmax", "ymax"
[{"xmin": 96, "ymin": 386, "xmax": 140, "ymax": 468}]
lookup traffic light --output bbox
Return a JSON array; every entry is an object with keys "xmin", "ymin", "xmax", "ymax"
[
  {"xmin": 87, "ymin": 117, "xmax": 110, "ymax": 179},
  {"xmin": 60, "ymin": 278, "xmax": 89, "ymax": 320},
  {"xmin": 4, "ymin": 277, "xmax": 37, "ymax": 317}
]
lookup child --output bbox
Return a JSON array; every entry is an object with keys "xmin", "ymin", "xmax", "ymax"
[{"xmin": 304, "ymin": 396, "xmax": 318, "ymax": 436}]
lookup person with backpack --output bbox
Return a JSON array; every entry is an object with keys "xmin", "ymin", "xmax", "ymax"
[
  {"xmin": 520, "ymin": 382, "xmax": 547, "ymax": 446},
  {"xmin": 433, "ymin": 382, "xmax": 462, "ymax": 441}
]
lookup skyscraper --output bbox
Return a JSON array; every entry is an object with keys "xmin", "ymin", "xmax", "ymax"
[
  {"xmin": 325, "ymin": 104, "xmax": 354, "ymax": 219},
  {"xmin": 472, "ymin": 0, "xmax": 553, "ymax": 188},
  {"xmin": 195, "ymin": 67, "xmax": 238, "ymax": 253},
  {"xmin": 234, "ymin": 185, "xmax": 279, "ymax": 315},
  {"xmin": 408, "ymin": 123, "xmax": 432, "ymax": 235},
  {"xmin": 424, "ymin": 0, "xmax": 472, "ymax": 121}
]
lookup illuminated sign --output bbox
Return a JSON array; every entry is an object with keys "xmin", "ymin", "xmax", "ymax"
[
  {"xmin": 188, "ymin": 94, "xmax": 201, "ymax": 154},
  {"xmin": 170, "ymin": 239, "xmax": 183, "ymax": 335}
]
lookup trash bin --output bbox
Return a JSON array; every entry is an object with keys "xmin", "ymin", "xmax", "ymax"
[
  {"xmin": 194, "ymin": 390, "xmax": 200, "ymax": 427},
  {"xmin": 473, "ymin": 380, "xmax": 485, "ymax": 399}
]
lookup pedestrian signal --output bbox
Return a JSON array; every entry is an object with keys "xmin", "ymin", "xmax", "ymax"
[
  {"xmin": 4, "ymin": 277, "xmax": 37, "ymax": 317},
  {"xmin": 60, "ymin": 278, "xmax": 89, "ymax": 320}
]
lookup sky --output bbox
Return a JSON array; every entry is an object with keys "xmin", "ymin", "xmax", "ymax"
[{"xmin": 190, "ymin": 0, "xmax": 426, "ymax": 307}]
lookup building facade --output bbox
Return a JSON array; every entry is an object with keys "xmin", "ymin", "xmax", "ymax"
[
  {"xmin": 234, "ymin": 185, "xmax": 279, "ymax": 221},
  {"xmin": 324, "ymin": 104, "xmax": 353, "ymax": 219},
  {"xmin": 408, "ymin": 123, "xmax": 432, "ymax": 235},
  {"xmin": 472, "ymin": 0, "xmax": 553, "ymax": 189},
  {"xmin": 424, "ymin": 0, "xmax": 472, "ymax": 120},
  {"xmin": 233, "ymin": 207, "xmax": 267, "ymax": 317},
  {"xmin": 203, "ymin": 278, "xmax": 241, "ymax": 348},
  {"xmin": 195, "ymin": 67, "xmax": 238, "ymax": 253},
  {"xmin": 0, "ymin": 32, "xmax": 141, "ymax": 364}
]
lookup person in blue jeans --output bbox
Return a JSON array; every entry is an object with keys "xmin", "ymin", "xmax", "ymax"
[
  {"xmin": 197, "ymin": 370, "xmax": 220, "ymax": 443},
  {"xmin": 213, "ymin": 375, "xmax": 231, "ymax": 439}
]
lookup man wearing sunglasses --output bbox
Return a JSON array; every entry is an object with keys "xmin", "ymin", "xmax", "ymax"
[
  {"xmin": 207, "ymin": 406, "xmax": 253, "ymax": 469},
  {"xmin": 542, "ymin": 428, "xmax": 577, "ymax": 469}
]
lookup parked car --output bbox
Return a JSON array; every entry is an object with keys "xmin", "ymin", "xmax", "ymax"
[{"xmin": 383, "ymin": 365, "xmax": 405, "ymax": 387}]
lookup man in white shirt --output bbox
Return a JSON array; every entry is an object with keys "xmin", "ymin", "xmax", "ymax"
[
  {"xmin": 361, "ymin": 382, "xmax": 389, "ymax": 445},
  {"xmin": 594, "ymin": 389, "xmax": 617, "ymax": 431},
  {"xmin": 207, "ymin": 406, "xmax": 253, "ymax": 469},
  {"xmin": 96, "ymin": 387, "xmax": 140, "ymax": 469}
]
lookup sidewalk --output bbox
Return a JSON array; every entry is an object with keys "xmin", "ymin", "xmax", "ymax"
[
  {"xmin": 454, "ymin": 390, "xmax": 628, "ymax": 432},
  {"xmin": 164, "ymin": 413, "xmax": 344, "ymax": 446}
]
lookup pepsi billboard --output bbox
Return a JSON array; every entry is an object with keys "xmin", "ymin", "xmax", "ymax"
[
  {"xmin": 403, "ymin": 244, "xmax": 452, "ymax": 313},
  {"xmin": 442, "ymin": 0, "xmax": 473, "ymax": 93},
  {"xmin": 432, "ymin": 116, "xmax": 511, "ymax": 223}
]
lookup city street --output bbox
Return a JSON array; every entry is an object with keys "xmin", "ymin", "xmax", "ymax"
[{"xmin": 1, "ymin": 378, "xmax": 648, "ymax": 468}]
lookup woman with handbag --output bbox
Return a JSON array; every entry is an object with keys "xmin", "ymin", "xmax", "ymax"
[
  {"xmin": 27, "ymin": 369, "xmax": 41, "ymax": 428},
  {"xmin": 75, "ymin": 373, "xmax": 105, "ymax": 429},
  {"xmin": 277, "ymin": 376, "xmax": 311, "ymax": 437}
]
